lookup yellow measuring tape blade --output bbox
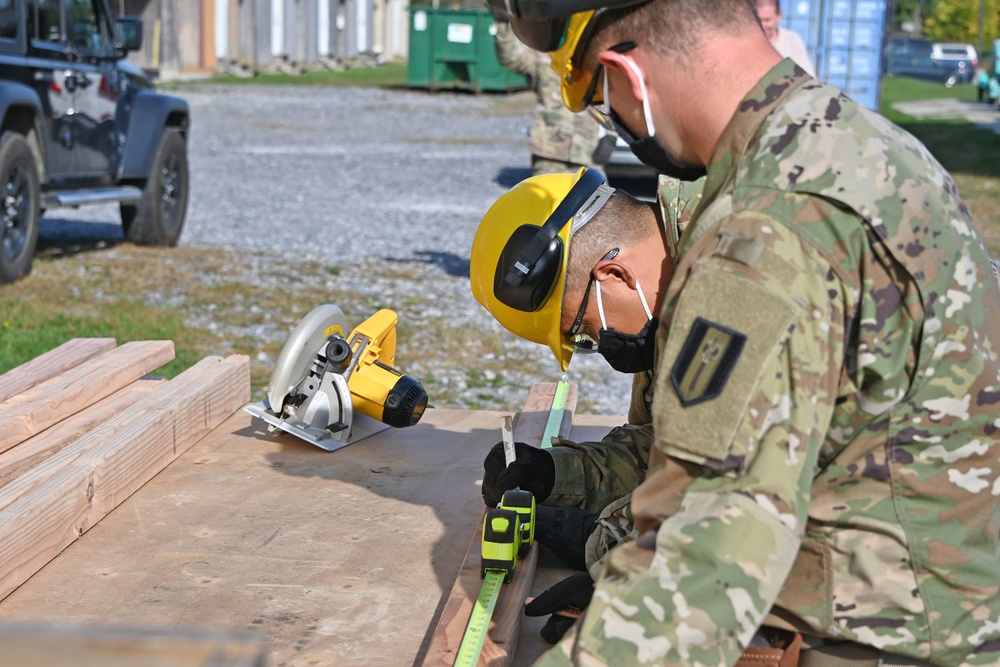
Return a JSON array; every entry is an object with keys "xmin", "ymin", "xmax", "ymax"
[
  {"xmin": 540, "ymin": 375, "xmax": 571, "ymax": 449},
  {"xmin": 454, "ymin": 570, "xmax": 506, "ymax": 667}
]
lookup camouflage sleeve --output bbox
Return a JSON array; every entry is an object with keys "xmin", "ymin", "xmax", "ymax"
[
  {"xmin": 536, "ymin": 210, "xmax": 849, "ymax": 666},
  {"xmin": 492, "ymin": 23, "xmax": 533, "ymax": 76},
  {"xmin": 545, "ymin": 372, "xmax": 653, "ymax": 513},
  {"xmin": 546, "ymin": 421, "xmax": 652, "ymax": 514}
]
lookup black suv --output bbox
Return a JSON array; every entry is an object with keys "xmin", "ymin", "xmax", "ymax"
[{"xmin": 0, "ymin": 0, "xmax": 189, "ymax": 284}]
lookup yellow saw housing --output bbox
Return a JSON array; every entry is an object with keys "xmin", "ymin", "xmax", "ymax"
[{"xmin": 346, "ymin": 309, "xmax": 428, "ymax": 428}]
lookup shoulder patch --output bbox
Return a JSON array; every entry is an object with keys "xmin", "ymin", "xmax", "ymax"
[{"xmin": 671, "ymin": 318, "xmax": 746, "ymax": 406}]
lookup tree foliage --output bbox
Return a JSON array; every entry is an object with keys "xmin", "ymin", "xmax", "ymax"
[{"xmin": 924, "ymin": 0, "xmax": 1000, "ymax": 50}]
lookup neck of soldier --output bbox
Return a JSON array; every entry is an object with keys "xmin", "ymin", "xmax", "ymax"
[{"xmin": 639, "ymin": 31, "xmax": 784, "ymax": 167}]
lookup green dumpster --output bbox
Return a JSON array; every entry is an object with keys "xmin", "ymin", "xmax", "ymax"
[{"xmin": 407, "ymin": 7, "xmax": 528, "ymax": 93}]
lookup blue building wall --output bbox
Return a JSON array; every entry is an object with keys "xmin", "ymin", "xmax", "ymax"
[{"xmin": 784, "ymin": 0, "xmax": 888, "ymax": 111}]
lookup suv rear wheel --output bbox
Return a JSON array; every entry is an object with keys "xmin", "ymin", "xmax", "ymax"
[
  {"xmin": 0, "ymin": 131, "xmax": 41, "ymax": 284},
  {"xmin": 120, "ymin": 127, "xmax": 188, "ymax": 246}
]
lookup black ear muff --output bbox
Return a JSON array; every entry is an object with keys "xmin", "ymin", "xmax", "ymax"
[
  {"xmin": 499, "ymin": 168, "xmax": 606, "ymax": 305},
  {"xmin": 495, "ymin": 225, "xmax": 564, "ymax": 312}
]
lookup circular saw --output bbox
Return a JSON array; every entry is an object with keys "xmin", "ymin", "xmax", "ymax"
[{"xmin": 244, "ymin": 305, "xmax": 428, "ymax": 451}]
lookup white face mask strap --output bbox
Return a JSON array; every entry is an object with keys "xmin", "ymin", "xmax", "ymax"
[
  {"xmin": 620, "ymin": 56, "xmax": 656, "ymax": 138},
  {"xmin": 635, "ymin": 280, "xmax": 653, "ymax": 320},
  {"xmin": 595, "ymin": 279, "xmax": 608, "ymax": 331}
]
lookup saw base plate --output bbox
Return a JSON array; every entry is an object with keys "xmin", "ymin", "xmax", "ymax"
[{"xmin": 243, "ymin": 402, "xmax": 391, "ymax": 452}]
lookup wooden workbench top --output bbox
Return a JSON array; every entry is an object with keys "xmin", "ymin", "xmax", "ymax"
[{"xmin": 0, "ymin": 407, "xmax": 623, "ymax": 666}]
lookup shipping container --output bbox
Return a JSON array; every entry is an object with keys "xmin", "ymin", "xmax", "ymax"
[{"xmin": 783, "ymin": 0, "xmax": 888, "ymax": 111}]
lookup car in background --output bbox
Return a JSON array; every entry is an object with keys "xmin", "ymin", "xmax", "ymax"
[
  {"xmin": 884, "ymin": 37, "xmax": 973, "ymax": 87},
  {"xmin": 604, "ymin": 136, "xmax": 657, "ymax": 180},
  {"xmin": 932, "ymin": 42, "xmax": 978, "ymax": 82},
  {"xmin": 0, "ymin": 0, "xmax": 190, "ymax": 284}
]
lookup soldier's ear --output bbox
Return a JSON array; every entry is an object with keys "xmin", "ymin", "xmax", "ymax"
[
  {"xmin": 594, "ymin": 259, "xmax": 637, "ymax": 291},
  {"xmin": 597, "ymin": 50, "xmax": 645, "ymax": 104}
]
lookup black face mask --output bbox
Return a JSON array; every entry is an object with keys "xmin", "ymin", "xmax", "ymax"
[
  {"xmin": 611, "ymin": 107, "xmax": 706, "ymax": 182},
  {"xmin": 597, "ymin": 318, "xmax": 659, "ymax": 374}
]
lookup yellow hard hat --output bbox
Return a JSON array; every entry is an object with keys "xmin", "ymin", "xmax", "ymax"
[
  {"xmin": 482, "ymin": 0, "xmax": 650, "ymax": 112},
  {"xmin": 470, "ymin": 167, "xmax": 613, "ymax": 371}
]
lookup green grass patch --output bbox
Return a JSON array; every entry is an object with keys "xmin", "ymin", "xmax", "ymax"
[
  {"xmin": 0, "ymin": 256, "xmax": 207, "ymax": 378},
  {"xmin": 174, "ymin": 63, "xmax": 408, "ymax": 88},
  {"xmin": 880, "ymin": 76, "xmax": 977, "ymax": 113}
]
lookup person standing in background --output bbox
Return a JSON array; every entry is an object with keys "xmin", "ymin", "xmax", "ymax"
[
  {"xmin": 755, "ymin": 0, "xmax": 816, "ymax": 76},
  {"xmin": 492, "ymin": 11, "xmax": 613, "ymax": 175}
]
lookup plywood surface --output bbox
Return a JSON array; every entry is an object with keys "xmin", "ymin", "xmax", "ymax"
[{"xmin": 0, "ymin": 407, "xmax": 622, "ymax": 667}]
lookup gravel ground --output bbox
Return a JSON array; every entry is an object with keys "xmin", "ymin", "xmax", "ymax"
[{"xmin": 38, "ymin": 82, "xmax": 636, "ymax": 417}]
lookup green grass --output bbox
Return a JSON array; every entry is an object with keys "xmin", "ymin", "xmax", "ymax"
[
  {"xmin": 0, "ymin": 253, "xmax": 208, "ymax": 379},
  {"xmin": 879, "ymin": 76, "xmax": 977, "ymax": 115},
  {"xmin": 172, "ymin": 62, "xmax": 408, "ymax": 88}
]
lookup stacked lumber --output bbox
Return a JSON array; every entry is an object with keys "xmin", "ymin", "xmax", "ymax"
[
  {"xmin": 0, "ymin": 338, "xmax": 250, "ymax": 603},
  {"xmin": 421, "ymin": 381, "xmax": 579, "ymax": 667}
]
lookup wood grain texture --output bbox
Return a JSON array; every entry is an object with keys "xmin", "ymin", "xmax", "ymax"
[
  {"xmin": 0, "ymin": 355, "xmax": 250, "ymax": 603},
  {"xmin": 0, "ymin": 378, "xmax": 166, "ymax": 493},
  {"xmin": 0, "ymin": 622, "xmax": 265, "ymax": 667},
  {"xmin": 0, "ymin": 339, "xmax": 117, "ymax": 403},
  {"xmin": 0, "ymin": 341, "xmax": 175, "ymax": 454},
  {"xmin": 420, "ymin": 381, "xmax": 577, "ymax": 667}
]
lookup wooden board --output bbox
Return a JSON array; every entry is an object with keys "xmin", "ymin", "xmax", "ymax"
[
  {"xmin": 0, "ymin": 338, "xmax": 117, "ymax": 403},
  {"xmin": 0, "ymin": 378, "xmax": 166, "ymax": 492},
  {"xmin": 419, "ymin": 381, "xmax": 579, "ymax": 667},
  {"xmin": 0, "ymin": 355, "xmax": 249, "ymax": 602},
  {"xmin": 0, "ymin": 622, "xmax": 265, "ymax": 667},
  {"xmin": 0, "ymin": 340, "xmax": 176, "ymax": 454}
]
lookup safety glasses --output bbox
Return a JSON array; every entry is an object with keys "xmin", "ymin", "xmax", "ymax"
[
  {"xmin": 586, "ymin": 41, "xmax": 637, "ymax": 132},
  {"xmin": 566, "ymin": 248, "xmax": 619, "ymax": 351}
]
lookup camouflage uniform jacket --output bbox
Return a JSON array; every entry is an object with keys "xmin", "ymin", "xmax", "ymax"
[
  {"xmin": 493, "ymin": 24, "xmax": 600, "ymax": 167},
  {"xmin": 538, "ymin": 59, "xmax": 1000, "ymax": 666}
]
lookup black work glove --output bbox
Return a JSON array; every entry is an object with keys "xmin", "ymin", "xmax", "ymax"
[
  {"xmin": 481, "ymin": 441, "xmax": 555, "ymax": 507},
  {"xmin": 524, "ymin": 572, "xmax": 594, "ymax": 644}
]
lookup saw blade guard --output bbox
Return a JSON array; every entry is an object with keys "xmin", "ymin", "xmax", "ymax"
[{"xmin": 267, "ymin": 304, "xmax": 350, "ymax": 412}]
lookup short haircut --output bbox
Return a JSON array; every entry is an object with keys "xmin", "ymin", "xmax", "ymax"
[
  {"xmin": 565, "ymin": 189, "xmax": 659, "ymax": 295},
  {"xmin": 583, "ymin": 0, "xmax": 759, "ymax": 72},
  {"xmin": 755, "ymin": 0, "xmax": 781, "ymax": 13}
]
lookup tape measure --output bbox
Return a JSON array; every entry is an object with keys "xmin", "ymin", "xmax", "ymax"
[
  {"xmin": 455, "ymin": 506, "xmax": 521, "ymax": 667},
  {"xmin": 540, "ymin": 375, "xmax": 571, "ymax": 449},
  {"xmin": 455, "ymin": 377, "xmax": 566, "ymax": 666},
  {"xmin": 454, "ymin": 569, "xmax": 505, "ymax": 666}
]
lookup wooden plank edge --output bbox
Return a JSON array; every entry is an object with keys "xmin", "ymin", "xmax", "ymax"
[
  {"xmin": 0, "ymin": 355, "xmax": 250, "ymax": 603},
  {"xmin": 0, "ymin": 341, "xmax": 176, "ymax": 455},
  {"xmin": 0, "ymin": 339, "xmax": 117, "ymax": 403},
  {"xmin": 0, "ymin": 356, "xmax": 241, "ymax": 516},
  {"xmin": 0, "ymin": 378, "xmax": 167, "ymax": 493}
]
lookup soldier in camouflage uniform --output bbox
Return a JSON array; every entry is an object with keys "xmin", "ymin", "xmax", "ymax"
[
  {"xmin": 471, "ymin": 166, "xmax": 705, "ymax": 640},
  {"xmin": 487, "ymin": 0, "xmax": 1000, "ymax": 665},
  {"xmin": 493, "ymin": 15, "xmax": 607, "ymax": 175},
  {"xmin": 472, "ymin": 169, "xmax": 665, "ymax": 571}
]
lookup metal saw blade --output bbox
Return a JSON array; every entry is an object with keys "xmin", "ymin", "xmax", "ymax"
[{"xmin": 267, "ymin": 304, "xmax": 350, "ymax": 413}]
